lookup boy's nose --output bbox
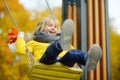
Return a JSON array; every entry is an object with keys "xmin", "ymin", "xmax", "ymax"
[{"xmin": 52, "ymin": 27, "xmax": 55, "ymax": 30}]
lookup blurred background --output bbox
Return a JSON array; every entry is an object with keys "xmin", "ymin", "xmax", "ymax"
[
  {"xmin": 0, "ymin": 0, "xmax": 120, "ymax": 80},
  {"xmin": 108, "ymin": 0, "xmax": 120, "ymax": 80}
]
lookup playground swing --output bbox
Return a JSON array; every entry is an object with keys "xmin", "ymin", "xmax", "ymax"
[
  {"xmin": 26, "ymin": 46, "xmax": 82, "ymax": 80},
  {"xmin": 4, "ymin": 0, "xmax": 83, "ymax": 79}
]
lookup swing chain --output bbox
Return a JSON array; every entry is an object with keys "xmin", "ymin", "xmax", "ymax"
[
  {"xmin": 26, "ymin": 46, "xmax": 38, "ymax": 69},
  {"xmin": 45, "ymin": 0, "xmax": 55, "ymax": 17},
  {"xmin": 3, "ymin": 0, "xmax": 19, "ymax": 30}
]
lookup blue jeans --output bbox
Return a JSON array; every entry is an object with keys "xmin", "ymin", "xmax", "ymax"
[{"xmin": 39, "ymin": 40, "xmax": 88, "ymax": 67}]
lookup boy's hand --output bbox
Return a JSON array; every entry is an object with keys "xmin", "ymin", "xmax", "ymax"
[
  {"xmin": 7, "ymin": 27, "xmax": 24, "ymax": 44},
  {"xmin": 17, "ymin": 32, "xmax": 24, "ymax": 38},
  {"xmin": 7, "ymin": 27, "xmax": 24, "ymax": 52}
]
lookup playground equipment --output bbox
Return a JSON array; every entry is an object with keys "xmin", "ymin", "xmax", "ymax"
[{"xmin": 62, "ymin": 0, "xmax": 110, "ymax": 80}]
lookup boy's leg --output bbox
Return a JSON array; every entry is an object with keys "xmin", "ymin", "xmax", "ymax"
[
  {"xmin": 61, "ymin": 19, "xmax": 74, "ymax": 50},
  {"xmin": 39, "ymin": 40, "xmax": 62, "ymax": 64},
  {"xmin": 59, "ymin": 50, "xmax": 88, "ymax": 67},
  {"xmin": 86, "ymin": 44, "xmax": 102, "ymax": 71},
  {"xmin": 59, "ymin": 44, "xmax": 102, "ymax": 71}
]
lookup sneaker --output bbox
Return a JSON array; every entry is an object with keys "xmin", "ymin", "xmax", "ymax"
[
  {"xmin": 86, "ymin": 44, "xmax": 102, "ymax": 71},
  {"xmin": 61, "ymin": 19, "xmax": 74, "ymax": 50}
]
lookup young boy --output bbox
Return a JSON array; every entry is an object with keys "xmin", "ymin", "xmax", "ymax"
[{"xmin": 8, "ymin": 16, "xmax": 102, "ymax": 71}]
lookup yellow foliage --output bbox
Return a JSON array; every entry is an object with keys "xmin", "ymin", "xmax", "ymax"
[
  {"xmin": 110, "ymin": 26, "xmax": 120, "ymax": 80},
  {"xmin": 0, "ymin": 0, "xmax": 62, "ymax": 80}
]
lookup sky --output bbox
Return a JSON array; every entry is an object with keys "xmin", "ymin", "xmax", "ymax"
[
  {"xmin": 19, "ymin": 0, "xmax": 120, "ymax": 34},
  {"xmin": 19, "ymin": 0, "xmax": 62, "ymax": 11},
  {"xmin": 108, "ymin": 0, "xmax": 120, "ymax": 34}
]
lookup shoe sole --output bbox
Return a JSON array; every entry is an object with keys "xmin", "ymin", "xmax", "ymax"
[
  {"xmin": 86, "ymin": 44, "xmax": 102, "ymax": 71},
  {"xmin": 61, "ymin": 19, "xmax": 74, "ymax": 50}
]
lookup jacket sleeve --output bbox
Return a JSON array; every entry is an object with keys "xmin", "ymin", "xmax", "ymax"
[{"xmin": 15, "ymin": 37, "xmax": 26, "ymax": 54}]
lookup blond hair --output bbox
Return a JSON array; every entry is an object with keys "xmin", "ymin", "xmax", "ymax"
[{"xmin": 34, "ymin": 16, "xmax": 60, "ymax": 33}]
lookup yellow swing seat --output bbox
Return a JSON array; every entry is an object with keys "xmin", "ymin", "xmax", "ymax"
[
  {"xmin": 26, "ymin": 46, "xmax": 82, "ymax": 80},
  {"xmin": 29, "ymin": 62, "xmax": 82, "ymax": 80}
]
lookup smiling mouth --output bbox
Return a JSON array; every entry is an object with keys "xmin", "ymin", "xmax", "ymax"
[{"xmin": 49, "ymin": 31, "xmax": 56, "ymax": 34}]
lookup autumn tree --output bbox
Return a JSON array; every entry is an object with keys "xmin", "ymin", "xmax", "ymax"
[{"xmin": 110, "ymin": 25, "xmax": 120, "ymax": 80}]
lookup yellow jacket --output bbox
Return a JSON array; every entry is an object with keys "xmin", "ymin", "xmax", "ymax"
[{"xmin": 15, "ymin": 37, "xmax": 73, "ymax": 62}]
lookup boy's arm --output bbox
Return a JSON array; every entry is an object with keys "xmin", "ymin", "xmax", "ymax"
[
  {"xmin": 8, "ymin": 32, "xmax": 26, "ymax": 54},
  {"xmin": 15, "ymin": 32, "xmax": 26, "ymax": 54}
]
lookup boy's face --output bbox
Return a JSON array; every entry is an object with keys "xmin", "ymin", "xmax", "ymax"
[{"xmin": 43, "ymin": 19, "xmax": 58, "ymax": 35}]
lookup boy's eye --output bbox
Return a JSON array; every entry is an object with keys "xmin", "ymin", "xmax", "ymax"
[
  {"xmin": 54, "ymin": 26, "xmax": 57, "ymax": 28},
  {"xmin": 48, "ymin": 24, "xmax": 53, "ymax": 27}
]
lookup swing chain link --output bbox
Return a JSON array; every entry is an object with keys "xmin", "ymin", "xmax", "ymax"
[{"xmin": 26, "ymin": 46, "xmax": 37, "ymax": 69}]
